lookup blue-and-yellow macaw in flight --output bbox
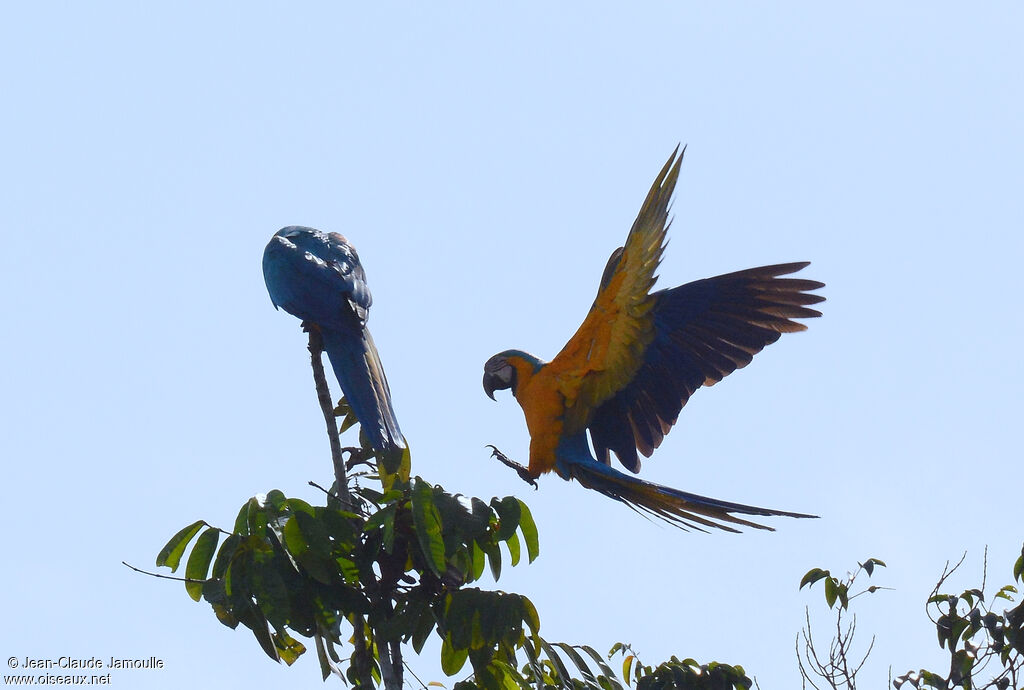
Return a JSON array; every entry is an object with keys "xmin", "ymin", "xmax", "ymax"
[
  {"xmin": 482, "ymin": 147, "xmax": 824, "ymax": 532},
  {"xmin": 263, "ymin": 227, "xmax": 405, "ymax": 455}
]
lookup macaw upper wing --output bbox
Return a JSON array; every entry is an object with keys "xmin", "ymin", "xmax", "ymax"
[
  {"xmin": 586, "ymin": 263, "xmax": 825, "ymax": 473},
  {"xmin": 549, "ymin": 147, "xmax": 683, "ymax": 433},
  {"xmin": 263, "ymin": 227, "xmax": 372, "ymax": 328},
  {"xmin": 548, "ymin": 150, "xmax": 825, "ymax": 472}
]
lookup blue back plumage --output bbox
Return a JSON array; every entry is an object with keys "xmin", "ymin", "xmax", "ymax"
[{"xmin": 263, "ymin": 226, "xmax": 405, "ymax": 453}]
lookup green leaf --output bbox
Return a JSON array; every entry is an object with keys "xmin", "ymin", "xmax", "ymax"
[
  {"xmin": 315, "ymin": 632, "xmax": 334, "ymax": 681},
  {"xmin": 412, "ymin": 478, "xmax": 447, "ymax": 576},
  {"xmin": 411, "ymin": 603, "xmax": 436, "ymax": 654},
  {"xmin": 233, "ymin": 501, "xmax": 251, "ymax": 535},
  {"xmin": 1014, "ymin": 545, "xmax": 1023, "ymax": 582},
  {"xmin": 265, "ymin": 490, "xmax": 287, "ymax": 512},
  {"xmin": 202, "ymin": 580, "xmax": 238, "ymax": 629},
  {"xmin": 364, "ymin": 503, "xmax": 397, "ymax": 532},
  {"xmin": 491, "ymin": 496, "xmax": 521, "ymax": 541},
  {"xmin": 520, "ymin": 596, "xmax": 540, "ymax": 635},
  {"xmin": 516, "ymin": 500, "xmax": 539, "ymax": 563},
  {"xmin": 484, "ymin": 540, "xmax": 502, "ymax": 581},
  {"xmin": 861, "ymin": 558, "xmax": 885, "ymax": 576},
  {"xmin": 382, "ymin": 506, "xmax": 396, "ymax": 553},
  {"xmin": 441, "ymin": 635, "xmax": 469, "ymax": 675},
  {"xmin": 156, "ymin": 520, "xmax": 206, "ymax": 572},
  {"xmin": 283, "ymin": 514, "xmax": 335, "ymax": 584},
  {"xmin": 184, "ymin": 528, "xmax": 220, "ymax": 601},
  {"xmin": 962, "ymin": 588, "xmax": 984, "ymax": 607},
  {"xmin": 282, "ymin": 497, "xmax": 316, "ymax": 516},
  {"xmin": 623, "ymin": 655, "xmax": 635, "ymax": 685},
  {"xmin": 505, "ymin": 531, "xmax": 521, "ymax": 567},
  {"xmin": 334, "ymin": 397, "xmax": 359, "ymax": 433},
  {"xmin": 555, "ymin": 643, "xmax": 597, "ymax": 685},
  {"xmin": 320, "ymin": 507, "xmax": 358, "ymax": 546},
  {"xmin": 471, "ymin": 541, "xmax": 486, "ymax": 582},
  {"xmin": 799, "ymin": 568, "xmax": 829, "ymax": 590},
  {"xmin": 273, "ymin": 629, "xmax": 306, "ymax": 666},
  {"xmin": 838, "ymin": 583, "xmax": 849, "ymax": 610},
  {"xmin": 379, "ymin": 444, "xmax": 412, "ymax": 492},
  {"xmin": 579, "ymin": 645, "xmax": 623, "ymax": 690},
  {"xmin": 250, "ymin": 553, "xmax": 291, "ymax": 627},
  {"xmin": 211, "ymin": 533, "xmax": 241, "ymax": 579},
  {"xmin": 232, "ymin": 497, "xmax": 268, "ymax": 537},
  {"xmin": 824, "ymin": 577, "xmax": 838, "ymax": 608},
  {"xmin": 540, "ymin": 640, "xmax": 571, "ymax": 686},
  {"xmin": 234, "ymin": 601, "xmax": 279, "ymax": 662},
  {"xmin": 471, "ymin": 498, "xmax": 494, "ymax": 534}
]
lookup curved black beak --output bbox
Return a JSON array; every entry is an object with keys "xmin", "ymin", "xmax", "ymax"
[{"xmin": 483, "ymin": 372, "xmax": 498, "ymax": 401}]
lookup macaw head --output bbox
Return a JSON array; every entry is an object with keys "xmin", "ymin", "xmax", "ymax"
[
  {"xmin": 483, "ymin": 354, "xmax": 516, "ymax": 400},
  {"xmin": 482, "ymin": 350, "xmax": 544, "ymax": 400}
]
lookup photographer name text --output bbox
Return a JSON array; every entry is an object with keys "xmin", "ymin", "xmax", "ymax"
[{"xmin": 17, "ymin": 657, "xmax": 163, "ymax": 670}]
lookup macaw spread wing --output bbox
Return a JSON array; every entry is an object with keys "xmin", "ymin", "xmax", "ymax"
[
  {"xmin": 551, "ymin": 147, "xmax": 683, "ymax": 432},
  {"xmin": 549, "ymin": 149, "xmax": 824, "ymax": 473},
  {"xmin": 588, "ymin": 263, "xmax": 824, "ymax": 473}
]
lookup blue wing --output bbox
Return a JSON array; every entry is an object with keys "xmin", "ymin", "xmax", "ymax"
[
  {"xmin": 263, "ymin": 226, "xmax": 405, "ymax": 453},
  {"xmin": 588, "ymin": 262, "xmax": 824, "ymax": 473}
]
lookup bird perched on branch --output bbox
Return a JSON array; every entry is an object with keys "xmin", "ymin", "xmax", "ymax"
[
  {"xmin": 482, "ymin": 147, "xmax": 824, "ymax": 532},
  {"xmin": 263, "ymin": 226, "xmax": 405, "ymax": 455}
]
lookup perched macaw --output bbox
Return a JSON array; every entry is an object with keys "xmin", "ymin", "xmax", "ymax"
[
  {"xmin": 263, "ymin": 226, "xmax": 405, "ymax": 454},
  {"xmin": 482, "ymin": 147, "xmax": 824, "ymax": 532}
]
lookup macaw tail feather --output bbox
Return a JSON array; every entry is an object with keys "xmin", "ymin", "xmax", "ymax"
[
  {"xmin": 320, "ymin": 324, "xmax": 405, "ymax": 454},
  {"xmin": 565, "ymin": 459, "xmax": 816, "ymax": 533}
]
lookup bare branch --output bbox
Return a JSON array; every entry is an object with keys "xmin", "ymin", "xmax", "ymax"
[
  {"xmin": 122, "ymin": 561, "xmax": 205, "ymax": 584},
  {"xmin": 305, "ymin": 325, "xmax": 353, "ymax": 509}
]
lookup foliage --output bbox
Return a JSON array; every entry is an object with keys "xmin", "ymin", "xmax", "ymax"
[
  {"xmin": 893, "ymin": 547, "xmax": 1024, "ymax": 690},
  {"xmin": 156, "ymin": 472, "xmax": 540, "ymax": 685},
  {"xmin": 156, "ymin": 467, "xmax": 754, "ymax": 689},
  {"xmin": 798, "ymin": 549, "xmax": 1024, "ymax": 690},
  {"xmin": 797, "ymin": 558, "xmax": 888, "ymax": 690},
  {"xmin": 609, "ymin": 644, "xmax": 752, "ymax": 690}
]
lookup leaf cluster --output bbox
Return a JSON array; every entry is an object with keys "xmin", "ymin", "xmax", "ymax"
[
  {"xmin": 894, "ymin": 545, "xmax": 1024, "ymax": 690},
  {"xmin": 156, "ymin": 476, "xmax": 539, "ymax": 684},
  {"xmin": 799, "ymin": 558, "xmax": 887, "ymax": 611},
  {"xmin": 610, "ymin": 644, "xmax": 751, "ymax": 690},
  {"xmin": 797, "ymin": 557, "xmax": 888, "ymax": 690}
]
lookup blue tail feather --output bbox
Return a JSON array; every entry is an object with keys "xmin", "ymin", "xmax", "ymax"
[
  {"xmin": 321, "ymin": 325, "xmax": 405, "ymax": 453},
  {"xmin": 555, "ymin": 434, "xmax": 815, "ymax": 532}
]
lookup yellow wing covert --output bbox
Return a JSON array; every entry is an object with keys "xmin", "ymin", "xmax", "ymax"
[{"xmin": 550, "ymin": 146, "xmax": 684, "ymax": 433}]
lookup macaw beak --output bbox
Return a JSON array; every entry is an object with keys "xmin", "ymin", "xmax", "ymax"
[
  {"xmin": 483, "ymin": 355, "xmax": 516, "ymax": 400},
  {"xmin": 483, "ymin": 372, "xmax": 499, "ymax": 401}
]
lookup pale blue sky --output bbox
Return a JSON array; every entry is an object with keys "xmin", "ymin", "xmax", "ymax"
[{"xmin": 2, "ymin": 3, "xmax": 1022, "ymax": 688}]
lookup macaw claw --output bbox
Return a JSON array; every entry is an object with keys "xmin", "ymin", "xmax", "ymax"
[{"xmin": 486, "ymin": 445, "xmax": 538, "ymax": 490}]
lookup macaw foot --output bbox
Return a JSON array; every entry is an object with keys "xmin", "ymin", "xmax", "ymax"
[
  {"xmin": 303, "ymin": 321, "xmax": 325, "ymax": 354},
  {"xmin": 342, "ymin": 446, "xmax": 374, "ymax": 471},
  {"xmin": 486, "ymin": 445, "xmax": 538, "ymax": 490}
]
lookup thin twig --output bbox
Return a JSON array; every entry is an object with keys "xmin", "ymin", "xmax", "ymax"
[
  {"xmin": 122, "ymin": 561, "xmax": 205, "ymax": 584},
  {"xmin": 927, "ymin": 551, "xmax": 969, "ymax": 624},
  {"xmin": 403, "ymin": 658, "xmax": 430, "ymax": 690}
]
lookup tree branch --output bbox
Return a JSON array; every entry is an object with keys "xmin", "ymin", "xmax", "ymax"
[
  {"xmin": 305, "ymin": 324, "xmax": 352, "ymax": 508},
  {"xmin": 122, "ymin": 561, "xmax": 204, "ymax": 584}
]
